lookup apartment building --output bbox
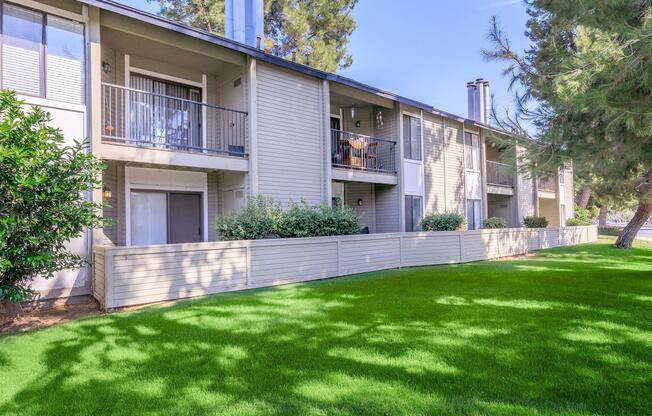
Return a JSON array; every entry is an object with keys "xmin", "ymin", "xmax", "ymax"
[{"xmin": 3, "ymin": 0, "xmax": 573, "ymax": 299}]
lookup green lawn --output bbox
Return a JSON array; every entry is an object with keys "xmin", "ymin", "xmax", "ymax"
[{"xmin": 1, "ymin": 238, "xmax": 651, "ymax": 415}]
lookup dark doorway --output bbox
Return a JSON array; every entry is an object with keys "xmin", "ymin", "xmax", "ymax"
[{"xmin": 169, "ymin": 193, "xmax": 202, "ymax": 243}]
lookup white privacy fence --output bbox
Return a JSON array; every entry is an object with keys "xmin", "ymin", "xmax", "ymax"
[{"xmin": 93, "ymin": 225, "xmax": 598, "ymax": 309}]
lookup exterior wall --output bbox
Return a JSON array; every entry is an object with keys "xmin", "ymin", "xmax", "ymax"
[
  {"xmin": 95, "ymin": 225, "xmax": 598, "ymax": 309},
  {"xmin": 207, "ymin": 172, "xmax": 220, "ymax": 241},
  {"xmin": 375, "ymin": 184, "xmax": 401, "ymax": 233},
  {"xmin": 539, "ymin": 198, "xmax": 560, "ymax": 227},
  {"xmin": 344, "ymin": 182, "xmax": 375, "ymax": 232},
  {"xmin": 563, "ymin": 165, "xmax": 575, "ymax": 220},
  {"xmin": 256, "ymin": 63, "xmax": 324, "ymax": 206},
  {"xmin": 444, "ymin": 119, "xmax": 466, "ymax": 214},
  {"xmin": 423, "ymin": 113, "xmax": 446, "ymax": 214},
  {"xmin": 515, "ymin": 146, "xmax": 536, "ymax": 225}
]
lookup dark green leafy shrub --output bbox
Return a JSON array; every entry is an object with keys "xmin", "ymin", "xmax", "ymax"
[
  {"xmin": 0, "ymin": 91, "xmax": 106, "ymax": 302},
  {"xmin": 524, "ymin": 216, "xmax": 548, "ymax": 228},
  {"xmin": 215, "ymin": 196, "xmax": 359, "ymax": 240},
  {"xmin": 483, "ymin": 217, "xmax": 507, "ymax": 229},
  {"xmin": 421, "ymin": 213, "xmax": 467, "ymax": 231}
]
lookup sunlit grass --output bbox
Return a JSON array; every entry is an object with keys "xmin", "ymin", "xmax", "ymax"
[{"xmin": 0, "ymin": 237, "xmax": 650, "ymax": 415}]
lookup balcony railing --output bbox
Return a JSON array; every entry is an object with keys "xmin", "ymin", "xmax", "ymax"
[
  {"xmin": 101, "ymin": 83, "xmax": 247, "ymax": 157},
  {"xmin": 537, "ymin": 177, "xmax": 557, "ymax": 192},
  {"xmin": 331, "ymin": 130, "xmax": 397, "ymax": 174},
  {"xmin": 486, "ymin": 160, "xmax": 514, "ymax": 187}
]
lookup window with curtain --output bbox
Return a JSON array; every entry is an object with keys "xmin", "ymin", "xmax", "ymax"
[
  {"xmin": 404, "ymin": 195, "xmax": 423, "ymax": 232},
  {"xmin": 466, "ymin": 198, "xmax": 482, "ymax": 230},
  {"xmin": 464, "ymin": 132, "xmax": 480, "ymax": 170},
  {"xmin": 1, "ymin": 3, "xmax": 85, "ymax": 104},
  {"xmin": 403, "ymin": 114, "xmax": 422, "ymax": 160}
]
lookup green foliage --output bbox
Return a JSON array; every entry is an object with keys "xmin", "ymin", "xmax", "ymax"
[
  {"xmin": 567, "ymin": 207, "xmax": 595, "ymax": 226},
  {"xmin": 153, "ymin": 0, "xmax": 358, "ymax": 72},
  {"xmin": 524, "ymin": 216, "xmax": 549, "ymax": 228},
  {"xmin": 215, "ymin": 195, "xmax": 359, "ymax": 240},
  {"xmin": 421, "ymin": 213, "xmax": 466, "ymax": 232},
  {"xmin": 0, "ymin": 91, "xmax": 106, "ymax": 302},
  {"xmin": 483, "ymin": 217, "xmax": 507, "ymax": 229}
]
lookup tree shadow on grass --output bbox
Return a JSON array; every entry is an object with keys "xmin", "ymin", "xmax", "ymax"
[{"xmin": 1, "ymin": 244, "xmax": 651, "ymax": 415}]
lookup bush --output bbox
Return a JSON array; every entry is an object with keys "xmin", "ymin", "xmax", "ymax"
[
  {"xmin": 567, "ymin": 207, "xmax": 595, "ymax": 226},
  {"xmin": 524, "ymin": 216, "xmax": 548, "ymax": 228},
  {"xmin": 0, "ymin": 91, "xmax": 106, "ymax": 302},
  {"xmin": 215, "ymin": 196, "xmax": 359, "ymax": 240},
  {"xmin": 421, "ymin": 213, "xmax": 466, "ymax": 231},
  {"xmin": 483, "ymin": 217, "xmax": 507, "ymax": 229}
]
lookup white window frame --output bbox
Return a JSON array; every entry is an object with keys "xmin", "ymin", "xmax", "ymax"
[
  {"xmin": 125, "ymin": 167, "xmax": 208, "ymax": 246},
  {"xmin": 126, "ymin": 58, "xmax": 208, "ymax": 149},
  {"xmin": 1, "ymin": 1, "xmax": 87, "ymax": 105}
]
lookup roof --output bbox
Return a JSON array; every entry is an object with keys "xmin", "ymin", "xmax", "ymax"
[{"xmin": 79, "ymin": 0, "xmax": 513, "ymax": 135}]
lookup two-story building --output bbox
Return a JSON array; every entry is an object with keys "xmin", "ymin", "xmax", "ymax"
[{"xmin": 3, "ymin": 0, "xmax": 574, "ymax": 299}]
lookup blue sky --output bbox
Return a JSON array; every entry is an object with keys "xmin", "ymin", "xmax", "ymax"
[{"xmin": 116, "ymin": 0, "xmax": 531, "ymax": 120}]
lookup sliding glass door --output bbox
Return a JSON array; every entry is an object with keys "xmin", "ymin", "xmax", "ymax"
[
  {"xmin": 129, "ymin": 73, "xmax": 202, "ymax": 150},
  {"xmin": 130, "ymin": 191, "xmax": 203, "ymax": 245}
]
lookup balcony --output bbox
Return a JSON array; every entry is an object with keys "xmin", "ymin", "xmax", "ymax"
[
  {"xmin": 331, "ymin": 130, "xmax": 397, "ymax": 184},
  {"xmin": 537, "ymin": 177, "xmax": 557, "ymax": 198},
  {"xmin": 100, "ymin": 83, "xmax": 248, "ymax": 168},
  {"xmin": 486, "ymin": 161, "xmax": 514, "ymax": 195}
]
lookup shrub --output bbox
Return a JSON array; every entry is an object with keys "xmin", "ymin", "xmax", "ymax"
[
  {"xmin": 483, "ymin": 217, "xmax": 507, "ymax": 229},
  {"xmin": 215, "ymin": 196, "xmax": 359, "ymax": 240},
  {"xmin": 567, "ymin": 207, "xmax": 595, "ymax": 226},
  {"xmin": 421, "ymin": 213, "xmax": 466, "ymax": 231},
  {"xmin": 0, "ymin": 91, "xmax": 106, "ymax": 303},
  {"xmin": 524, "ymin": 216, "xmax": 548, "ymax": 228}
]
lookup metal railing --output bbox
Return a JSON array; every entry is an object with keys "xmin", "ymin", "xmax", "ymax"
[
  {"xmin": 486, "ymin": 160, "xmax": 514, "ymax": 187},
  {"xmin": 101, "ymin": 83, "xmax": 248, "ymax": 157},
  {"xmin": 331, "ymin": 129, "xmax": 397, "ymax": 174},
  {"xmin": 537, "ymin": 177, "xmax": 557, "ymax": 192}
]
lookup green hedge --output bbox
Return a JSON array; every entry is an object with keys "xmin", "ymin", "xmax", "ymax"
[
  {"xmin": 421, "ymin": 213, "xmax": 467, "ymax": 231},
  {"xmin": 524, "ymin": 216, "xmax": 549, "ymax": 228},
  {"xmin": 483, "ymin": 217, "xmax": 507, "ymax": 229},
  {"xmin": 215, "ymin": 196, "xmax": 360, "ymax": 240},
  {"xmin": 567, "ymin": 207, "xmax": 595, "ymax": 226}
]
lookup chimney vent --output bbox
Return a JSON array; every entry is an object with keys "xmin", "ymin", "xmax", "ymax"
[
  {"xmin": 467, "ymin": 78, "xmax": 490, "ymax": 124},
  {"xmin": 225, "ymin": 0, "xmax": 264, "ymax": 49}
]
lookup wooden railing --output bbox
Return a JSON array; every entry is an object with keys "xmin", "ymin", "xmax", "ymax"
[{"xmin": 486, "ymin": 161, "xmax": 514, "ymax": 187}]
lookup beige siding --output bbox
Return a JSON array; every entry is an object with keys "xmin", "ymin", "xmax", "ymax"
[
  {"xmin": 375, "ymin": 184, "xmax": 401, "ymax": 233},
  {"xmin": 444, "ymin": 119, "xmax": 465, "ymax": 214},
  {"xmin": 208, "ymin": 172, "xmax": 219, "ymax": 241},
  {"xmin": 102, "ymin": 163, "xmax": 119, "ymax": 245},
  {"xmin": 250, "ymin": 241, "xmax": 339, "ymax": 286},
  {"xmin": 256, "ymin": 63, "xmax": 324, "ymax": 206},
  {"xmin": 515, "ymin": 146, "xmax": 536, "ymax": 225},
  {"xmin": 423, "ymin": 113, "xmax": 446, "ymax": 214},
  {"xmin": 97, "ymin": 226, "xmax": 597, "ymax": 309},
  {"xmin": 345, "ymin": 182, "xmax": 374, "ymax": 232}
]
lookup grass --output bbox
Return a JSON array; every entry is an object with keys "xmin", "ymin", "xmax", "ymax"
[{"xmin": 1, "ymin": 237, "xmax": 651, "ymax": 415}]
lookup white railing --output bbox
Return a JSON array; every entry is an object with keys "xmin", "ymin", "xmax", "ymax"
[
  {"xmin": 102, "ymin": 83, "xmax": 248, "ymax": 157},
  {"xmin": 93, "ymin": 226, "xmax": 598, "ymax": 309}
]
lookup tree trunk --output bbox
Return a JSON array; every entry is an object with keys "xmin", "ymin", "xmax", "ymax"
[
  {"xmin": 614, "ymin": 203, "xmax": 652, "ymax": 248},
  {"xmin": 598, "ymin": 206, "xmax": 608, "ymax": 227},
  {"xmin": 579, "ymin": 187, "xmax": 591, "ymax": 208}
]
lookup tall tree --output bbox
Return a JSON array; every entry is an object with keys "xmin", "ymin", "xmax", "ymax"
[
  {"xmin": 484, "ymin": 1, "xmax": 652, "ymax": 248},
  {"xmin": 152, "ymin": 0, "xmax": 358, "ymax": 72}
]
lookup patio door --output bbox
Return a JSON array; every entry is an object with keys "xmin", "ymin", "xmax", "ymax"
[
  {"xmin": 129, "ymin": 73, "xmax": 202, "ymax": 150},
  {"xmin": 130, "ymin": 191, "xmax": 202, "ymax": 245}
]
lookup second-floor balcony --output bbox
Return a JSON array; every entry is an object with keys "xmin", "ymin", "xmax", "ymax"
[
  {"xmin": 331, "ymin": 129, "xmax": 397, "ymax": 174},
  {"xmin": 486, "ymin": 161, "xmax": 514, "ymax": 187},
  {"xmin": 101, "ymin": 83, "xmax": 248, "ymax": 158}
]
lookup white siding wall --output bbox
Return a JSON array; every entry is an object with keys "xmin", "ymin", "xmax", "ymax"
[
  {"xmin": 444, "ymin": 119, "xmax": 466, "ymax": 214},
  {"xmin": 256, "ymin": 63, "xmax": 324, "ymax": 206},
  {"xmin": 423, "ymin": 113, "xmax": 446, "ymax": 214},
  {"xmin": 515, "ymin": 146, "xmax": 536, "ymax": 225},
  {"xmin": 375, "ymin": 184, "xmax": 401, "ymax": 233},
  {"xmin": 95, "ymin": 226, "xmax": 598, "ymax": 309}
]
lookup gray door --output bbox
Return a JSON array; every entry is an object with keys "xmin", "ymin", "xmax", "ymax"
[{"xmin": 169, "ymin": 193, "xmax": 202, "ymax": 243}]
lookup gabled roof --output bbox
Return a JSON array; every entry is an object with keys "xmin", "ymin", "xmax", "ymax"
[{"xmin": 79, "ymin": 0, "xmax": 513, "ymax": 135}]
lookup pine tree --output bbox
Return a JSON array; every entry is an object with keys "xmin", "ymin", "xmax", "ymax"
[
  {"xmin": 484, "ymin": 1, "xmax": 652, "ymax": 248},
  {"xmin": 152, "ymin": 0, "xmax": 358, "ymax": 72}
]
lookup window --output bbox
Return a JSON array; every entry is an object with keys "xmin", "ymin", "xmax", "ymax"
[
  {"xmin": 1, "ymin": 3, "xmax": 85, "ymax": 103},
  {"xmin": 404, "ymin": 195, "xmax": 423, "ymax": 232},
  {"xmin": 466, "ymin": 198, "xmax": 482, "ymax": 230},
  {"xmin": 464, "ymin": 132, "xmax": 480, "ymax": 170},
  {"xmin": 403, "ymin": 114, "xmax": 421, "ymax": 160}
]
